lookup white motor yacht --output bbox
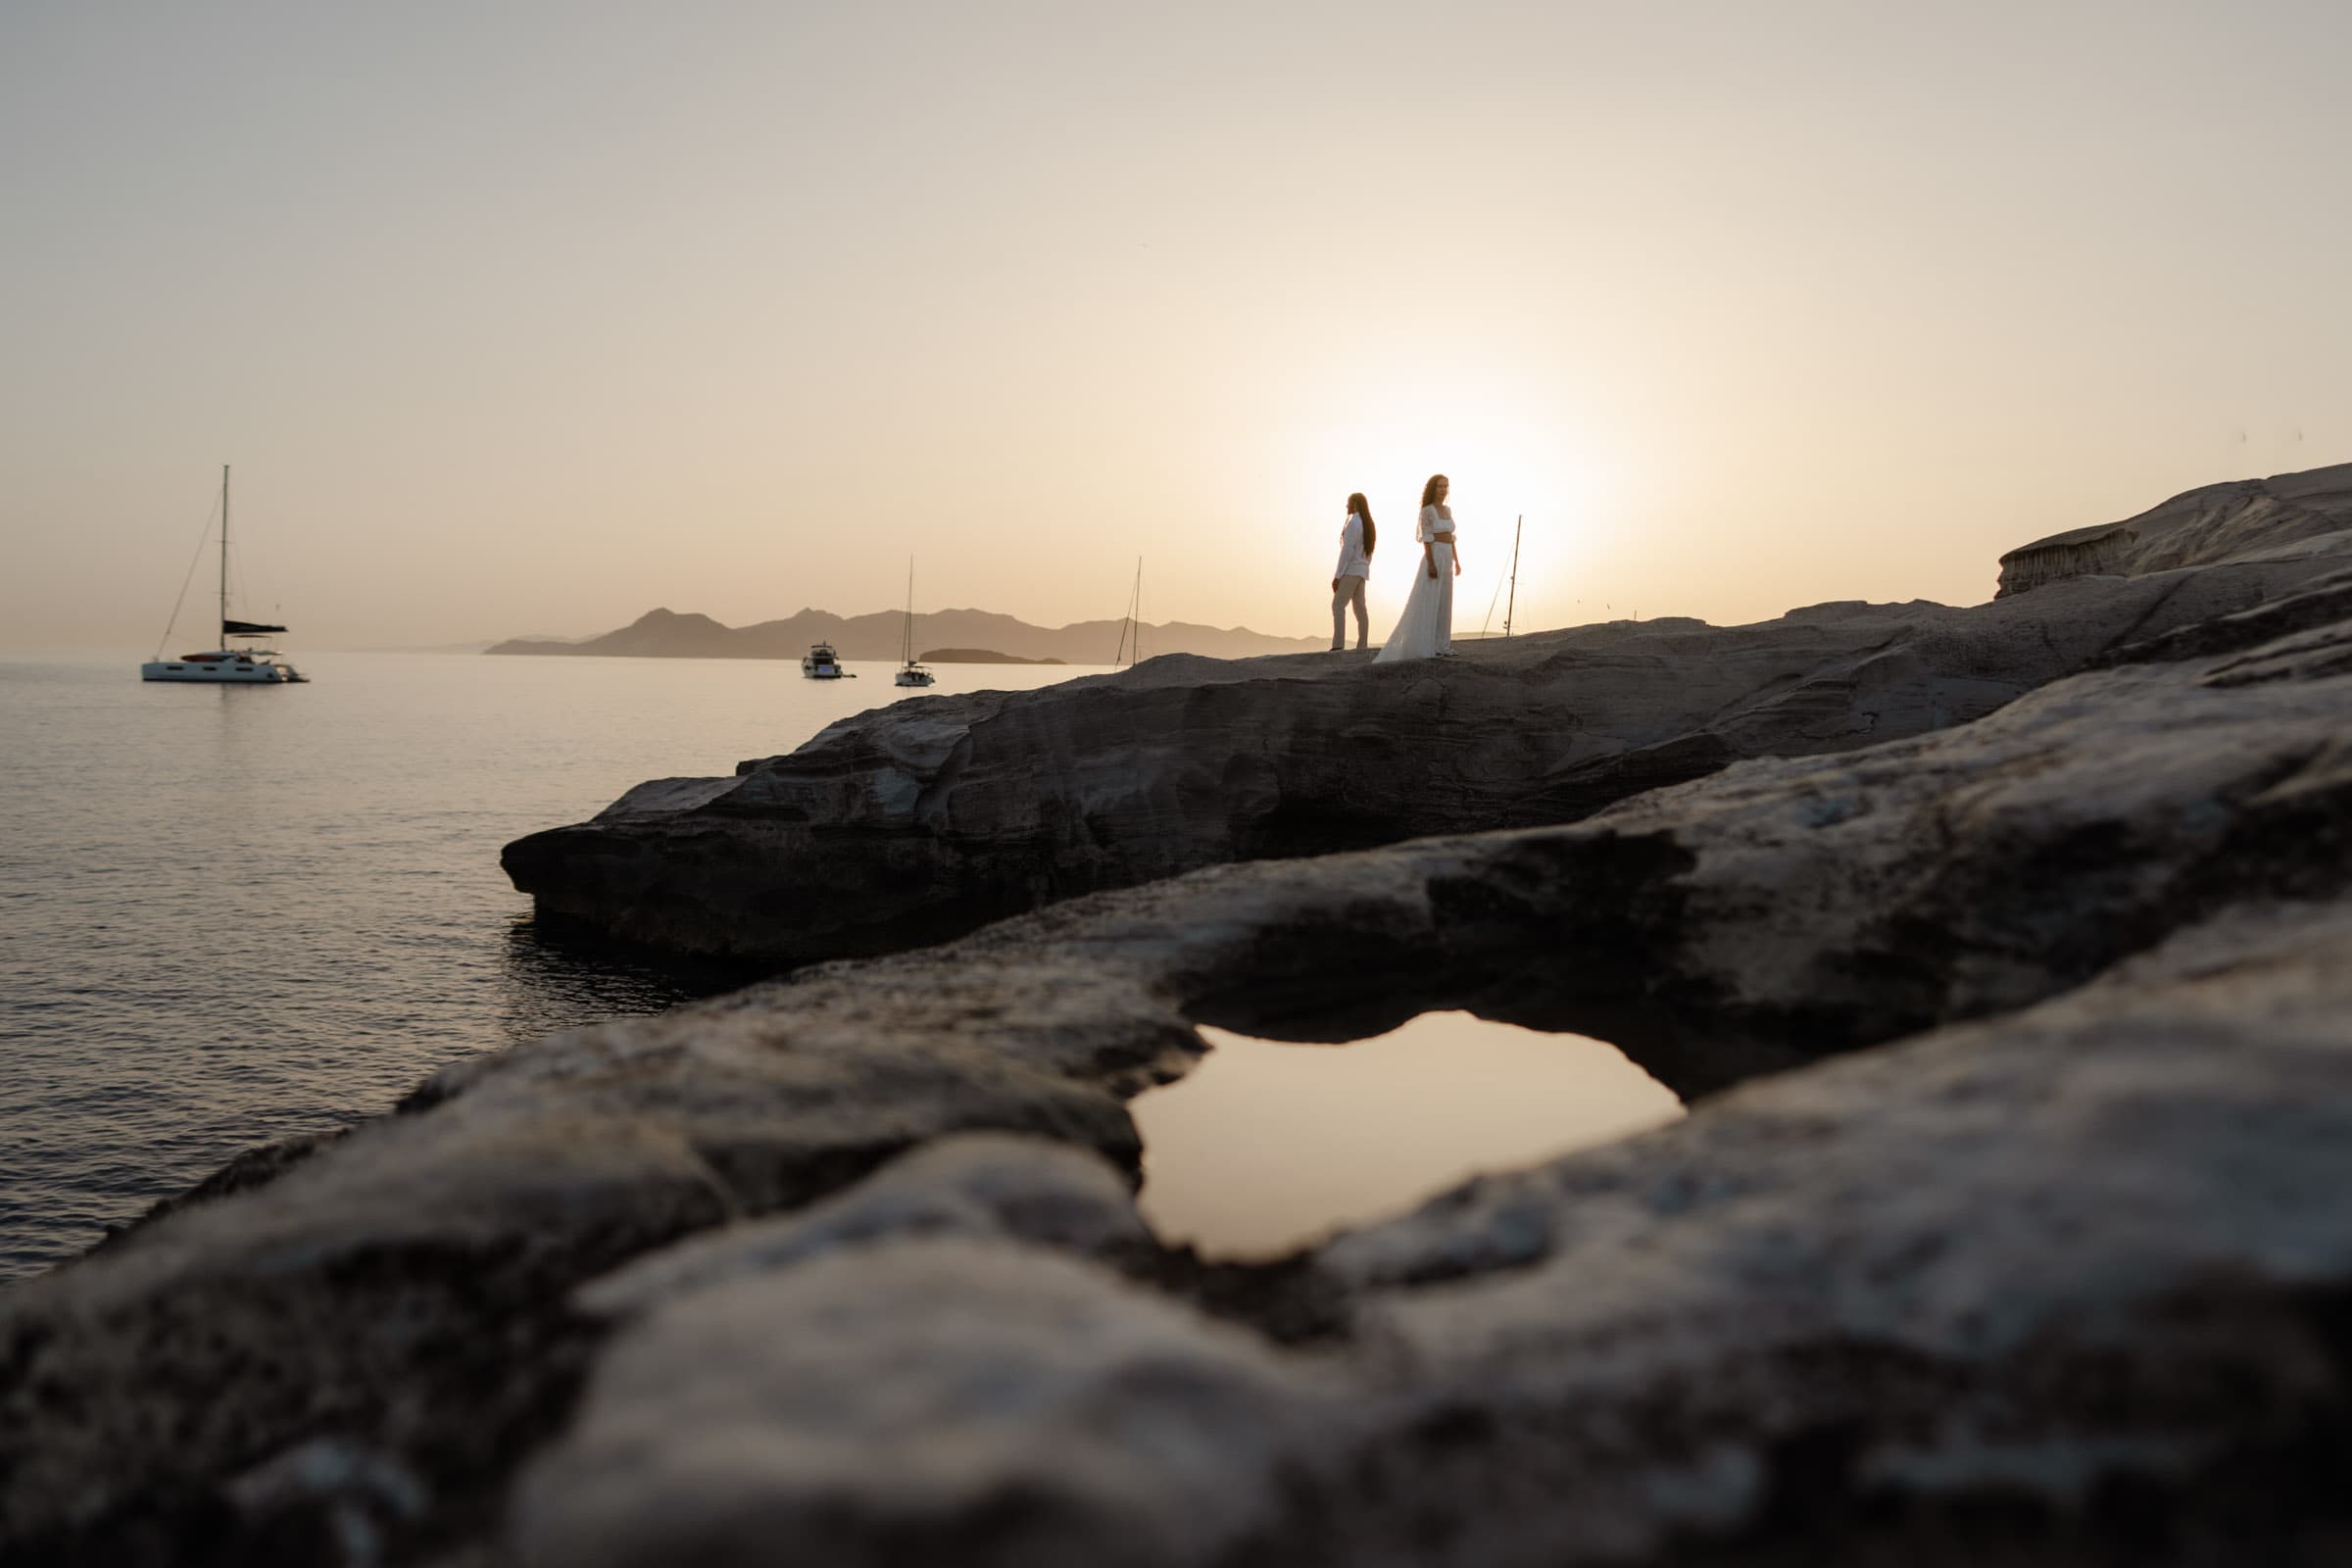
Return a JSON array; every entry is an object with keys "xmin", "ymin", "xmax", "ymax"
[{"xmin": 802, "ymin": 641, "xmax": 850, "ymax": 679}]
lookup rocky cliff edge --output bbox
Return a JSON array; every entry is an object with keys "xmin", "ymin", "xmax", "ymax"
[{"xmin": 505, "ymin": 472, "xmax": 2346, "ymax": 964}]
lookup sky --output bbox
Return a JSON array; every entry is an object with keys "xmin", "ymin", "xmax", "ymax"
[{"xmin": 4, "ymin": 0, "xmax": 2349, "ymax": 651}]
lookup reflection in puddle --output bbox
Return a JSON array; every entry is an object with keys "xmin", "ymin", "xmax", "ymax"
[{"xmin": 1133, "ymin": 1011, "xmax": 1684, "ymax": 1259}]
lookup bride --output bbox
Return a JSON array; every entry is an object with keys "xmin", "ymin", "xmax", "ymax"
[{"xmin": 1373, "ymin": 473, "xmax": 1462, "ymax": 662}]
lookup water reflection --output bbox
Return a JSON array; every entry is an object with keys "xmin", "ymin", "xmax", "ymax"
[
  {"xmin": 1133, "ymin": 1011, "xmax": 1684, "ymax": 1260},
  {"xmin": 0, "ymin": 652, "xmax": 1102, "ymax": 1281},
  {"xmin": 494, "ymin": 916, "xmax": 763, "ymax": 1052}
]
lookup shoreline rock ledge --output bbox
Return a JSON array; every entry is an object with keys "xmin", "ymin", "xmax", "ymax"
[
  {"xmin": 503, "ymin": 464, "xmax": 2352, "ymax": 966},
  {"xmin": 6, "ymin": 514, "xmax": 2352, "ymax": 1564}
]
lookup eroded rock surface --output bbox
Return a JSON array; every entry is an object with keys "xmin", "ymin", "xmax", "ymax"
[
  {"xmin": 1996, "ymin": 458, "xmax": 2352, "ymax": 597},
  {"xmin": 9, "ymin": 578, "xmax": 2352, "ymax": 1566},
  {"xmin": 516, "ymin": 1240, "xmax": 1332, "ymax": 1568},
  {"xmin": 573, "ymin": 1133, "xmax": 1151, "ymax": 1320},
  {"xmin": 504, "ymin": 552, "xmax": 2328, "ymax": 964},
  {"xmin": 504, "ymin": 902, "xmax": 2352, "ymax": 1568},
  {"xmin": 1289, "ymin": 899, "xmax": 2352, "ymax": 1564}
]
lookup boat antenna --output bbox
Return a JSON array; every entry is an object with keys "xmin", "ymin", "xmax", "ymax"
[{"xmin": 1503, "ymin": 514, "xmax": 1523, "ymax": 638}]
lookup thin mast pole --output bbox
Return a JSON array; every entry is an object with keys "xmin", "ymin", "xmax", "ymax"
[
  {"xmin": 1112, "ymin": 560, "xmax": 1134, "ymax": 667},
  {"xmin": 904, "ymin": 558, "xmax": 913, "ymax": 665},
  {"xmin": 1503, "ymin": 514, "xmax": 1522, "ymax": 638},
  {"xmin": 220, "ymin": 465, "xmax": 230, "ymax": 644},
  {"xmin": 1110, "ymin": 557, "xmax": 1146, "ymax": 667}
]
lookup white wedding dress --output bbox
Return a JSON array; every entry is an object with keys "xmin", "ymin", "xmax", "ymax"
[{"xmin": 1373, "ymin": 506, "xmax": 1456, "ymax": 662}]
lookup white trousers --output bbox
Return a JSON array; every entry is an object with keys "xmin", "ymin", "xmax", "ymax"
[{"xmin": 1331, "ymin": 574, "xmax": 1368, "ymax": 650}]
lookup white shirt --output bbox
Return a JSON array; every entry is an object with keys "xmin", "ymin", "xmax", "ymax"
[
  {"xmin": 1334, "ymin": 514, "xmax": 1372, "ymax": 580},
  {"xmin": 1417, "ymin": 504, "xmax": 1454, "ymax": 544}
]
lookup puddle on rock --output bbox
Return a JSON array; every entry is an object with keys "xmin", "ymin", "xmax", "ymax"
[{"xmin": 1132, "ymin": 1011, "xmax": 1684, "ymax": 1260}]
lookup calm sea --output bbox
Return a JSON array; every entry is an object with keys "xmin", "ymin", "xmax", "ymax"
[{"xmin": 0, "ymin": 651, "xmax": 1100, "ymax": 1282}]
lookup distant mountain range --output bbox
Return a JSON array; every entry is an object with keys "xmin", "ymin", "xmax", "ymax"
[
  {"xmin": 917, "ymin": 648, "xmax": 1064, "ymax": 664},
  {"xmin": 484, "ymin": 608, "xmax": 1325, "ymax": 663}
]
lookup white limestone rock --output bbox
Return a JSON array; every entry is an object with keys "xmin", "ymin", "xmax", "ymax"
[
  {"xmin": 512, "ymin": 1240, "xmax": 1328, "ymax": 1568},
  {"xmin": 575, "ymin": 1132, "xmax": 1149, "ymax": 1320},
  {"xmin": 1281, "ymin": 901, "xmax": 2352, "ymax": 1564},
  {"xmin": 503, "ymin": 551, "xmax": 2328, "ymax": 965},
  {"xmin": 1996, "ymin": 458, "xmax": 2352, "ymax": 596},
  {"xmin": 14, "ymin": 574, "xmax": 2352, "ymax": 1567}
]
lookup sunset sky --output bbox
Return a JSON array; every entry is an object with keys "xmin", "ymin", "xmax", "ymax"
[{"xmin": 5, "ymin": 1, "xmax": 2347, "ymax": 651}]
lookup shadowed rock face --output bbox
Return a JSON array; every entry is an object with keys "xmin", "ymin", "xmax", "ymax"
[
  {"xmin": 9, "ymin": 581, "xmax": 2352, "ymax": 1566},
  {"xmin": 502, "ymin": 555, "xmax": 2324, "ymax": 964}
]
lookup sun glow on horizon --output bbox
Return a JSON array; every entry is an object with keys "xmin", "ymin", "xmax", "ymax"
[
  {"xmin": 1288, "ymin": 387, "xmax": 1641, "ymax": 637},
  {"xmin": 5, "ymin": 6, "xmax": 2349, "ymax": 648}
]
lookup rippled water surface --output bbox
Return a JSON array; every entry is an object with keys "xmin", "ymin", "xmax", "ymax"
[
  {"xmin": 1134, "ymin": 1013, "xmax": 1685, "ymax": 1258},
  {"xmin": 0, "ymin": 652, "xmax": 1099, "ymax": 1282}
]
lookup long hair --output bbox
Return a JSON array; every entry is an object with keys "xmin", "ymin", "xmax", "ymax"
[
  {"xmin": 1420, "ymin": 473, "xmax": 1448, "ymax": 511},
  {"xmin": 1348, "ymin": 492, "xmax": 1376, "ymax": 557}
]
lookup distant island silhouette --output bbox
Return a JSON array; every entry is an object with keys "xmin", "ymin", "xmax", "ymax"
[
  {"xmin": 485, "ymin": 607, "xmax": 1323, "ymax": 663},
  {"xmin": 919, "ymin": 649, "xmax": 1064, "ymax": 665}
]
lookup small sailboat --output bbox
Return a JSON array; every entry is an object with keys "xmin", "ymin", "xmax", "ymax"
[
  {"xmin": 894, "ymin": 560, "xmax": 935, "ymax": 688},
  {"xmin": 1109, "ymin": 557, "xmax": 1145, "ymax": 668},
  {"xmin": 801, "ymin": 641, "xmax": 851, "ymax": 679},
  {"xmin": 142, "ymin": 466, "xmax": 308, "ymax": 684}
]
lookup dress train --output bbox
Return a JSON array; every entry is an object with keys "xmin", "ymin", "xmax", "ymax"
[{"xmin": 1373, "ymin": 541, "xmax": 1455, "ymax": 662}]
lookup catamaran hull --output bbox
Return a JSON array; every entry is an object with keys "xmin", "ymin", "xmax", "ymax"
[
  {"xmin": 142, "ymin": 661, "xmax": 304, "ymax": 683},
  {"xmin": 139, "ymin": 467, "xmax": 311, "ymax": 685}
]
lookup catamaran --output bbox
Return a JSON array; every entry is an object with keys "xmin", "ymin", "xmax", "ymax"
[
  {"xmin": 142, "ymin": 466, "xmax": 308, "ymax": 684},
  {"xmin": 894, "ymin": 560, "xmax": 935, "ymax": 688}
]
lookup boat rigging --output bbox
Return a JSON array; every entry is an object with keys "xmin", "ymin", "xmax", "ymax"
[{"xmin": 895, "ymin": 559, "xmax": 935, "ymax": 688}]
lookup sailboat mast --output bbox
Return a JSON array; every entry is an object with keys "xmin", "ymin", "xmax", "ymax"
[
  {"xmin": 904, "ymin": 558, "xmax": 914, "ymax": 665},
  {"xmin": 1110, "ymin": 557, "xmax": 1146, "ymax": 667},
  {"xmin": 220, "ymin": 465, "xmax": 230, "ymax": 643},
  {"xmin": 1504, "ymin": 514, "xmax": 1522, "ymax": 638}
]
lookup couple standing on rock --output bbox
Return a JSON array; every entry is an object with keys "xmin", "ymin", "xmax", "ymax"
[{"xmin": 1331, "ymin": 473, "xmax": 1465, "ymax": 662}]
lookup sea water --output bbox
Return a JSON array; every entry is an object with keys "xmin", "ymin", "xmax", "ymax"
[{"xmin": 0, "ymin": 651, "xmax": 1101, "ymax": 1281}]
